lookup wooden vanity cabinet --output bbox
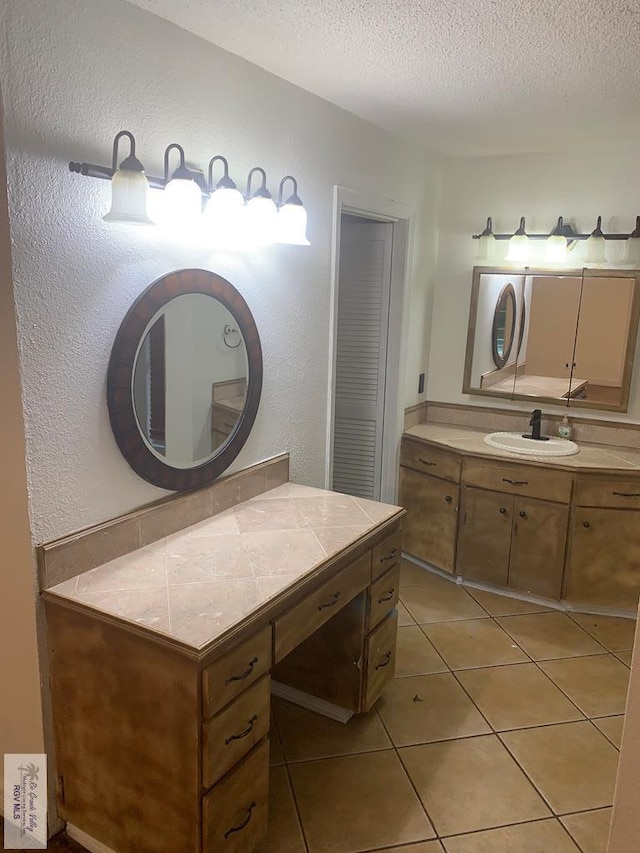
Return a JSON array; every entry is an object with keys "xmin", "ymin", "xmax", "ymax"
[
  {"xmin": 457, "ymin": 487, "xmax": 512, "ymax": 587},
  {"xmin": 399, "ymin": 441, "xmax": 460, "ymax": 573},
  {"xmin": 565, "ymin": 477, "xmax": 640, "ymax": 609},
  {"xmin": 457, "ymin": 488, "xmax": 568, "ymax": 598}
]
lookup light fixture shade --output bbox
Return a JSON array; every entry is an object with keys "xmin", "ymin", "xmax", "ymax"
[
  {"xmin": 245, "ymin": 195, "xmax": 278, "ymax": 246},
  {"xmin": 476, "ymin": 233, "xmax": 496, "ymax": 261},
  {"xmin": 545, "ymin": 234, "xmax": 567, "ymax": 262},
  {"xmin": 506, "ymin": 234, "xmax": 530, "ymax": 262},
  {"xmin": 103, "ymin": 168, "xmax": 154, "ymax": 225},
  {"xmin": 203, "ymin": 187, "xmax": 246, "ymax": 248},
  {"xmin": 162, "ymin": 178, "xmax": 202, "ymax": 226},
  {"xmin": 276, "ymin": 201, "xmax": 310, "ymax": 245},
  {"xmin": 586, "ymin": 236, "xmax": 606, "ymax": 264}
]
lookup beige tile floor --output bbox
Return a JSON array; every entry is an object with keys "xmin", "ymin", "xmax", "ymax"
[{"xmin": 259, "ymin": 561, "xmax": 634, "ymax": 853}]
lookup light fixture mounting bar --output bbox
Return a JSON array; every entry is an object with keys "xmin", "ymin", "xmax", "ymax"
[{"xmin": 69, "ymin": 161, "xmax": 168, "ymax": 192}]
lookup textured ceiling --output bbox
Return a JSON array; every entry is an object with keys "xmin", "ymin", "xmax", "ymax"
[{"xmin": 127, "ymin": 0, "xmax": 640, "ymax": 155}]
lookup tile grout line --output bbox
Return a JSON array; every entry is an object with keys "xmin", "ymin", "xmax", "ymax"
[
  {"xmin": 373, "ymin": 704, "xmax": 442, "ymax": 844},
  {"xmin": 269, "ymin": 704, "xmax": 311, "ymax": 853}
]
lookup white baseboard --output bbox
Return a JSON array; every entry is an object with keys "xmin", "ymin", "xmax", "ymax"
[
  {"xmin": 67, "ymin": 824, "xmax": 118, "ymax": 853},
  {"xmin": 271, "ymin": 681, "xmax": 354, "ymax": 723}
]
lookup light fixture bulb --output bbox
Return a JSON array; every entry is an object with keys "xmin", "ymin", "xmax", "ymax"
[
  {"xmin": 103, "ymin": 167, "xmax": 154, "ymax": 225},
  {"xmin": 276, "ymin": 197, "xmax": 310, "ymax": 245},
  {"xmin": 161, "ymin": 177, "xmax": 202, "ymax": 228},
  {"xmin": 545, "ymin": 234, "xmax": 567, "ymax": 262},
  {"xmin": 203, "ymin": 187, "xmax": 246, "ymax": 248},
  {"xmin": 245, "ymin": 195, "xmax": 278, "ymax": 246},
  {"xmin": 506, "ymin": 217, "xmax": 530, "ymax": 263}
]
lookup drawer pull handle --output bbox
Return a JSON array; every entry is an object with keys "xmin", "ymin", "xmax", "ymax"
[
  {"xmin": 381, "ymin": 548, "xmax": 398, "ymax": 562},
  {"xmin": 445, "ymin": 495, "xmax": 453, "ymax": 503},
  {"xmin": 225, "ymin": 715, "xmax": 258, "ymax": 745},
  {"xmin": 223, "ymin": 421, "xmax": 235, "ymax": 430},
  {"xmin": 499, "ymin": 507, "xmax": 508, "ymax": 515},
  {"xmin": 519, "ymin": 510, "xmax": 527, "ymax": 519},
  {"xmin": 583, "ymin": 521, "xmax": 591, "ymax": 528},
  {"xmin": 318, "ymin": 591, "xmax": 341, "ymax": 610},
  {"xmin": 224, "ymin": 802, "xmax": 256, "ymax": 838},
  {"xmin": 612, "ymin": 491, "xmax": 640, "ymax": 498},
  {"xmin": 226, "ymin": 657, "xmax": 259, "ymax": 684},
  {"xmin": 375, "ymin": 651, "xmax": 393, "ymax": 670},
  {"xmin": 378, "ymin": 589, "xmax": 396, "ymax": 604},
  {"xmin": 503, "ymin": 478, "xmax": 528, "ymax": 486},
  {"xmin": 418, "ymin": 458, "xmax": 437, "ymax": 467}
]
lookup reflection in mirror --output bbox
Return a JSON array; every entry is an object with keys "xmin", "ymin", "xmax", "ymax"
[
  {"xmin": 463, "ymin": 268, "xmax": 640, "ymax": 411},
  {"xmin": 132, "ymin": 294, "xmax": 248, "ymax": 469},
  {"xmin": 491, "ymin": 283, "xmax": 516, "ymax": 368}
]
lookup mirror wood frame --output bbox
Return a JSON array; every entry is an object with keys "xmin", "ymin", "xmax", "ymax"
[
  {"xmin": 491, "ymin": 282, "xmax": 517, "ymax": 369},
  {"xmin": 107, "ymin": 268, "xmax": 263, "ymax": 490},
  {"xmin": 463, "ymin": 266, "xmax": 640, "ymax": 412}
]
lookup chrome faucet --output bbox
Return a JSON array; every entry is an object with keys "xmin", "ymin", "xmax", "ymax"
[{"xmin": 523, "ymin": 408, "xmax": 549, "ymax": 441}]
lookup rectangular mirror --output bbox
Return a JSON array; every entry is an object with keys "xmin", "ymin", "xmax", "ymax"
[{"xmin": 463, "ymin": 267, "xmax": 640, "ymax": 411}]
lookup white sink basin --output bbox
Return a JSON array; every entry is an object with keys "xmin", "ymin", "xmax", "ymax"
[{"xmin": 483, "ymin": 432, "xmax": 579, "ymax": 457}]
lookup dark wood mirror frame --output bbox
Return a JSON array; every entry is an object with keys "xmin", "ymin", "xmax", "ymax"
[
  {"xmin": 491, "ymin": 282, "xmax": 516, "ymax": 369},
  {"xmin": 107, "ymin": 268, "xmax": 263, "ymax": 491}
]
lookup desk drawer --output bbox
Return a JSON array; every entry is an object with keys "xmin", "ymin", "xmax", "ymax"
[
  {"xmin": 203, "ymin": 739, "xmax": 269, "ymax": 853},
  {"xmin": 401, "ymin": 439, "xmax": 461, "ymax": 482},
  {"xmin": 463, "ymin": 459, "xmax": 572, "ymax": 504},
  {"xmin": 575, "ymin": 478, "xmax": 640, "ymax": 509},
  {"xmin": 274, "ymin": 553, "xmax": 370, "ymax": 662},
  {"xmin": 363, "ymin": 610, "xmax": 398, "ymax": 711},
  {"xmin": 368, "ymin": 564, "xmax": 400, "ymax": 631},
  {"xmin": 372, "ymin": 528, "xmax": 402, "ymax": 581},
  {"xmin": 202, "ymin": 626, "xmax": 272, "ymax": 718},
  {"xmin": 203, "ymin": 675, "xmax": 271, "ymax": 789},
  {"xmin": 212, "ymin": 408, "xmax": 238, "ymax": 436}
]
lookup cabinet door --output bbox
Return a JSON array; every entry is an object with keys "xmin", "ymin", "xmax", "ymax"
[
  {"xmin": 457, "ymin": 487, "xmax": 512, "ymax": 586},
  {"xmin": 567, "ymin": 508, "xmax": 640, "ymax": 610},
  {"xmin": 399, "ymin": 466, "xmax": 459, "ymax": 573},
  {"xmin": 508, "ymin": 497, "xmax": 568, "ymax": 599}
]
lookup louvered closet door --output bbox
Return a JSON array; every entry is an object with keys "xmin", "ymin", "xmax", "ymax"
[{"xmin": 331, "ymin": 221, "xmax": 393, "ymax": 500}]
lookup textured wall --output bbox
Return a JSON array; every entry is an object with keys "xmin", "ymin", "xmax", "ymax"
[
  {"xmin": 428, "ymin": 148, "xmax": 640, "ymax": 422},
  {"xmin": 0, "ymin": 0, "xmax": 440, "ymax": 544}
]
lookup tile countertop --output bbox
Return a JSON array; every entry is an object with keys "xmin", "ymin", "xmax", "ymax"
[
  {"xmin": 405, "ymin": 423, "xmax": 640, "ymax": 471},
  {"xmin": 46, "ymin": 483, "xmax": 402, "ymax": 652}
]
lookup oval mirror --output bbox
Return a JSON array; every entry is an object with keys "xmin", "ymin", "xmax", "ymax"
[
  {"xmin": 108, "ymin": 269, "xmax": 262, "ymax": 490},
  {"xmin": 491, "ymin": 282, "xmax": 516, "ymax": 369}
]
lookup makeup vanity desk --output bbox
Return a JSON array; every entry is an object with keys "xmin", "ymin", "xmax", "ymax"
[{"xmin": 43, "ymin": 484, "xmax": 403, "ymax": 853}]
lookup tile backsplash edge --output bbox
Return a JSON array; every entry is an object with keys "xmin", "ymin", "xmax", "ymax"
[{"xmin": 38, "ymin": 453, "xmax": 289, "ymax": 590}]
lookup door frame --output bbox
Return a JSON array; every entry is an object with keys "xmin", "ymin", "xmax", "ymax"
[{"xmin": 326, "ymin": 186, "xmax": 415, "ymax": 503}]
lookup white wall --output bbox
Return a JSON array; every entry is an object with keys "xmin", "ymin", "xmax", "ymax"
[
  {"xmin": 0, "ymin": 0, "xmax": 441, "ymax": 544},
  {"xmin": 428, "ymin": 146, "xmax": 640, "ymax": 421}
]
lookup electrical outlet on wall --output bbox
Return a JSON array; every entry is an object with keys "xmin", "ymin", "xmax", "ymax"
[{"xmin": 418, "ymin": 373, "xmax": 425, "ymax": 394}]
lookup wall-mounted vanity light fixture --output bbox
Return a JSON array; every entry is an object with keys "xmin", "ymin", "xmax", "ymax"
[
  {"xmin": 473, "ymin": 216, "xmax": 640, "ymax": 264},
  {"xmin": 69, "ymin": 130, "xmax": 311, "ymax": 247}
]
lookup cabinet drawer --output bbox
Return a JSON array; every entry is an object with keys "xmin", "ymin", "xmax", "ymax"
[
  {"xmin": 362, "ymin": 610, "xmax": 398, "ymax": 712},
  {"xmin": 367, "ymin": 564, "xmax": 400, "ymax": 631},
  {"xmin": 400, "ymin": 439, "xmax": 461, "ymax": 483},
  {"xmin": 203, "ymin": 675, "xmax": 271, "ymax": 790},
  {"xmin": 372, "ymin": 528, "xmax": 402, "ymax": 581},
  {"xmin": 202, "ymin": 626, "xmax": 272, "ymax": 718},
  {"xmin": 463, "ymin": 459, "xmax": 572, "ymax": 503},
  {"xmin": 575, "ymin": 478, "xmax": 640, "ymax": 509},
  {"xmin": 212, "ymin": 407, "xmax": 238, "ymax": 436},
  {"xmin": 274, "ymin": 553, "xmax": 371, "ymax": 662},
  {"xmin": 203, "ymin": 739, "xmax": 269, "ymax": 853}
]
